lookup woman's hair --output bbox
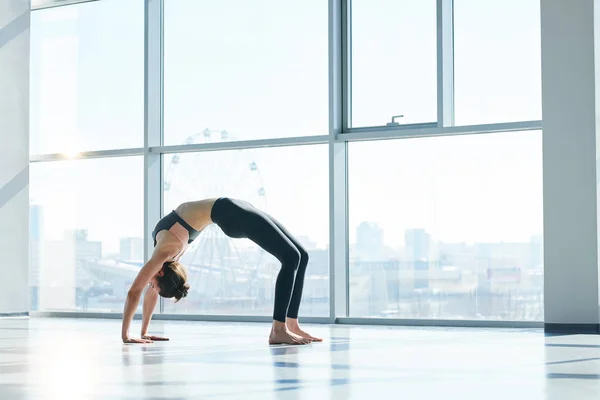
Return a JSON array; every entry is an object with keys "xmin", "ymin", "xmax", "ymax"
[{"xmin": 156, "ymin": 261, "xmax": 190, "ymax": 302}]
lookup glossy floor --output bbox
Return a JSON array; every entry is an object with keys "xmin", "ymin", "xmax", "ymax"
[{"xmin": 1, "ymin": 318, "xmax": 599, "ymax": 399}]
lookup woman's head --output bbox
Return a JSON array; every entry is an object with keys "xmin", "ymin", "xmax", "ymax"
[{"xmin": 153, "ymin": 261, "xmax": 190, "ymax": 302}]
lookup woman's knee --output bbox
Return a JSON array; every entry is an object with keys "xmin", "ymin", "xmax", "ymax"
[
  {"xmin": 297, "ymin": 246, "xmax": 309, "ymax": 269},
  {"xmin": 281, "ymin": 246, "xmax": 302, "ymax": 270}
]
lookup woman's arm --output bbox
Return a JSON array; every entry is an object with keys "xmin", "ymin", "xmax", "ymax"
[
  {"xmin": 122, "ymin": 292, "xmax": 149, "ymax": 343},
  {"xmin": 140, "ymin": 287, "xmax": 168, "ymax": 340},
  {"xmin": 121, "ymin": 245, "xmax": 175, "ymax": 343}
]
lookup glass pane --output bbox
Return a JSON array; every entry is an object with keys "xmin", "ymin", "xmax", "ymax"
[
  {"xmin": 454, "ymin": 0, "xmax": 542, "ymax": 125},
  {"xmin": 30, "ymin": 157, "xmax": 144, "ymax": 312},
  {"xmin": 348, "ymin": 131, "xmax": 543, "ymax": 321},
  {"xmin": 29, "ymin": 0, "xmax": 144, "ymax": 155},
  {"xmin": 163, "ymin": 0, "xmax": 328, "ymax": 145},
  {"xmin": 351, "ymin": 0, "xmax": 437, "ymax": 128},
  {"xmin": 162, "ymin": 144, "xmax": 329, "ymax": 316}
]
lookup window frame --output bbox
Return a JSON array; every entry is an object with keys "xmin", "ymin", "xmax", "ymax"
[{"xmin": 28, "ymin": 0, "xmax": 543, "ymax": 328}]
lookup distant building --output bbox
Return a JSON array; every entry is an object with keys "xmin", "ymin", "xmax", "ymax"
[
  {"xmin": 29, "ymin": 204, "xmax": 43, "ymax": 310},
  {"xmin": 404, "ymin": 228, "xmax": 431, "ymax": 261},
  {"xmin": 62, "ymin": 229, "xmax": 102, "ymax": 260},
  {"xmin": 120, "ymin": 237, "xmax": 144, "ymax": 261},
  {"xmin": 30, "ymin": 204, "xmax": 43, "ymax": 241},
  {"xmin": 405, "ymin": 229, "xmax": 432, "ymax": 289},
  {"xmin": 297, "ymin": 235, "xmax": 317, "ymax": 251},
  {"xmin": 355, "ymin": 222, "xmax": 384, "ymax": 260}
]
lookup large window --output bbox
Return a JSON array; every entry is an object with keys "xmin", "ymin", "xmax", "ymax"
[
  {"xmin": 29, "ymin": 157, "xmax": 144, "ymax": 312},
  {"xmin": 163, "ymin": 0, "xmax": 328, "ymax": 145},
  {"xmin": 350, "ymin": 0, "xmax": 437, "ymax": 128},
  {"xmin": 26, "ymin": 0, "xmax": 543, "ymax": 324},
  {"xmin": 29, "ymin": 0, "xmax": 144, "ymax": 155},
  {"xmin": 453, "ymin": 0, "xmax": 541, "ymax": 125},
  {"xmin": 348, "ymin": 131, "xmax": 543, "ymax": 321},
  {"xmin": 162, "ymin": 144, "xmax": 329, "ymax": 316}
]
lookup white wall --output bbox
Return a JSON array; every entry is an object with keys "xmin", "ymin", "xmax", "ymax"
[
  {"xmin": 0, "ymin": 0, "xmax": 30, "ymax": 314},
  {"xmin": 541, "ymin": 0, "xmax": 600, "ymax": 331}
]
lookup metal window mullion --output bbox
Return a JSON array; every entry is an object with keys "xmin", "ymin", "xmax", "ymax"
[
  {"xmin": 29, "ymin": 311, "xmax": 544, "ymax": 329},
  {"xmin": 151, "ymin": 135, "xmax": 330, "ymax": 154},
  {"xmin": 437, "ymin": 0, "xmax": 455, "ymax": 127},
  {"xmin": 342, "ymin": 0, "xmax": 352, "ymax": 131},
  {"xmin": 345, "ymin": 122, "xmax": 438, "ymax": 134},
  {"xmin": 144, "ymin": 0, "xmax": 163, "ymax": 313},
  {"xmin": 29, "ymin": 147, "xmax": 145, "ymax": 162},
  {"xmin": 335, "ymin": 317, "xmax": 543, "ymax": 329},
  {"xmin": 329, "ymin": 0, "xmax": 349, "ymax": 320},
  {"xmin": 340, "ymin": 120, "xmax": 542, "ymax": 142}
]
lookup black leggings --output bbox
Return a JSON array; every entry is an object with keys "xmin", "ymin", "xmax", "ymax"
[{"xmin": 210, "ymin": 197, "xmax": 309, "ymax": 322}]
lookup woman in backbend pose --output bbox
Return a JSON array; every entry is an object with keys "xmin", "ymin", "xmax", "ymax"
[{"xmin": 121, "ymin": 197, "xmax": 321, "ymax": 345}]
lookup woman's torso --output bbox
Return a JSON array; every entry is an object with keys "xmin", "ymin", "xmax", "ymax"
[{"xmin": 155, "ymin": 198, "xmax": 219, "ymax": 260}]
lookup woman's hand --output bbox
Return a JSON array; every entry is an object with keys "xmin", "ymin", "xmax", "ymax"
[
  {"xmin": 142, "ymin": 334, "xmax": 169, "ymax": 341},
  {"xmin": 122, "ymin": 336, "xmax": 154, "ymax": 344}
]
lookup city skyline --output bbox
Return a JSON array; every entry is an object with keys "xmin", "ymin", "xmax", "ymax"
[
  {"xmin": 28, "ymin": 205, "xmax": 544, "ymax": 320},
  {"xmin": 30, "ymin": 202, "xmax": 543, "ymax": 260}
]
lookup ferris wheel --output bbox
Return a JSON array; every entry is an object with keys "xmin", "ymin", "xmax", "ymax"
[{"xmin": 163, "ymin": 128, "xmax": 268, "ymax": 297}]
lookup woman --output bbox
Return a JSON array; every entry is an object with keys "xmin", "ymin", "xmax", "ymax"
[{"xmin": 121, "ymin": 197, "xmax": 322, "ymax": 345}]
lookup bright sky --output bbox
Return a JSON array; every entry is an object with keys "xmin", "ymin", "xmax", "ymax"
[{"xmin": 28, "ymin": 0, "xmax": 542, "ymax": 254}]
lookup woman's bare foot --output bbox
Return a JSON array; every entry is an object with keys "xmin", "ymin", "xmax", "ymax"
[
  {"xmin": 269, "ymin": 321, "xmax": 312, "ymax": 345},
  {"xmin": 286, "ymin": 318, "xmax": 323, "ymax": 342}
]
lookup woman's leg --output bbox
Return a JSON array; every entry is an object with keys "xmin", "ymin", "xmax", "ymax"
[
  {"xmin": 265, "ymin": 214, "xmax": 322, "ymax": 342},
  {"xmin": 262, "ymin": 214, "xmax": 308, "ymax": 319},
  {"xmin": 210, "ymin": 198, "xmax": 311, "ymax": 344}
]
